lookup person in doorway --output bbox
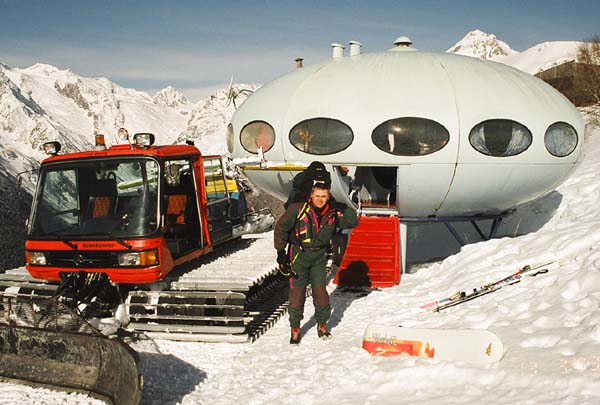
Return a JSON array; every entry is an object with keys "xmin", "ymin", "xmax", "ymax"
[
  {"xmin": 284, "ymin": 161, "xmax": 331, "ymax": 209},
  {"xmin": 274, "ymin": 182, "xmax": 358, "ymax": 344}
]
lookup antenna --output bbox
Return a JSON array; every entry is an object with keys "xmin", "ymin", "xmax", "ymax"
[
  {"xmin": 225, "ymin": 75, "xmax": 234, "ymax": 105},
  {"xmin": 224, "ymin": 75, "xmax": 254, "ymax": 109}
]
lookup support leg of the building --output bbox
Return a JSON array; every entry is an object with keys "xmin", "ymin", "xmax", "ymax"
[
  {"xmin": 400, "ymin": 221, "xmax": 407, "ymax": 275},
  {"xmin": 444, "ymin": 221, "xmax": 466, "ymax": 246}
]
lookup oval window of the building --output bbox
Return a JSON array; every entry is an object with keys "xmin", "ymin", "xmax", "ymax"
[
  {"xmin": 289, "ymin": 118, "xmax": 353, "ymax": 155},
  {"xmin": 469, "ymin": 119, "xmax": 532, "ymax": 157},
  {"xmin": 371, "ymin": 117, "xmax": 449, "ymax": 156},
  {"xmin": 226, "ymin": 123, "xmax": 235, "ymax": 153},
  {"xmin": 240, "ymin": 121, "xmax": 275, "ymax": 154},
  {"xmin": 545, "ymin": 122, "xmax": 578, "ymax": 157}
]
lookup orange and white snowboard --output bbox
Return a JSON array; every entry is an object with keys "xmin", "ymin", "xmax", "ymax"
[{"xmin": 363, "ymin": 324, "xmax": 504, "ymax": 364}]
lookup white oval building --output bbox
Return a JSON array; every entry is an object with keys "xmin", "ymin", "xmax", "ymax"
[{"xmin": 229, "ymin": 39, "xmax": 584, "ymax": 219}]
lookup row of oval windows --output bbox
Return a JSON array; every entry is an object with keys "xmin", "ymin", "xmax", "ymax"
[{"xmin": 228, "ymin": 117, "xmax": 579, "ymax": 158}]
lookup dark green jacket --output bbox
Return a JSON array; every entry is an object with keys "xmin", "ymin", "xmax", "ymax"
[{"xmin": 274, "ymin": 201, "xmax": 358, "ymax": 251}]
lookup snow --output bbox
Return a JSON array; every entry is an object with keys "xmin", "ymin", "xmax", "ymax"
[
  {"xmin": 496, "ymin": 41, "xmax": 581, "ymax": 75},
  {"xmin": 0, "ymin": 61, "xmax": 256, "ymax": 161},
  {"xmin": 447, "ymin": 30, "xmax": 582, "ymax": 76},
  {"xmin": 447, "ymin": 29, "xmax": 517, "ymax": 59},
  {"xmin": 2, "ymin": 116, "xmax": 599, "ymax": 404}
]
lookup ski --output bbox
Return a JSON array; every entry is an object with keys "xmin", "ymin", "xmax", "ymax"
[{"xmin": 420, "ymin": 262, "xmax": 559, "ymax": 312}]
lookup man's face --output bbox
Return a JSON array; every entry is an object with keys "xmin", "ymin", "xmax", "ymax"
[{"xmin": 311, "ymin": 187, "xmax": 329, "ymax": 208}]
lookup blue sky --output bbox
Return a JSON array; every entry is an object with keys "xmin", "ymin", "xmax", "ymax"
[{"xmin": 1, "ymin": 0, "xmax": 598, "ymax": 101}]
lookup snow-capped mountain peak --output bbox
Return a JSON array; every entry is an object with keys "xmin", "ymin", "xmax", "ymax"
[
  {"xmin": 447, "ymin": 29, "xmax": 517, "ymax": 59},
  {"xmin": 23, "ymin": 63, "xmax": 66, "ymax": 77},
  {"xmin": 153, "ymin": 86, "xmax": 190, "ymax": 110}
]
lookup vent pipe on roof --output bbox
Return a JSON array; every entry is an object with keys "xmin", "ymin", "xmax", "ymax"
[
  {"xmin": 349, "ymin": 41, "xmax": 362, "ymax": 56},
  {"xmin": 331, "ymin": 43, "xmax": 345, "ymax": 58},
  {"xmin": 295, "ymin": 57, "xmax": 304, "ymax": 69},
  {"xmin": 389, "ymin": 36, "xmax": 417, "ymax": 52},
  {"xmin": 393, "ymin": 36, "xmax": 413, "ymax": 47}
]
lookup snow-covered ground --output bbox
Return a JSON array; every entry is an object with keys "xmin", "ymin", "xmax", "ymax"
[{"xmin": 2, "ymin": 117, "xmax": 600, "ymax": 404}]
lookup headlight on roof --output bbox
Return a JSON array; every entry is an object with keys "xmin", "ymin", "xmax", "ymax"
[
  {"xmin": 42, "ymin": 141, "xmax": 61, "ymax": 156},
  {"xmin": 117, "ymin": 250, "xmax": 158, "ymax": 266},
  {"xmin": 133, "ymin": 133, "xmax": 155, "ymax": 147}
]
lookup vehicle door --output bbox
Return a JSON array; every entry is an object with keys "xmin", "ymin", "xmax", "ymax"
[{"xmin": 202, "ymin": 157, "xmax": 232, "ymax": 245}]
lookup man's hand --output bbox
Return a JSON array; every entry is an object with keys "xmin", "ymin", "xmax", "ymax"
[
  {"xmin": 277, "ymin": 249, "xmax": 289, "ymax": 265},
  {"xmin": 276, "ymin": 249, "xmax": 297, "ymax": 279}
]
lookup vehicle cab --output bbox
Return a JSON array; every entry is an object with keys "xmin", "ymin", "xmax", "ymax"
[{"xmin": 25, "ymin": 132, "xmax": 246, "ymax": 284}]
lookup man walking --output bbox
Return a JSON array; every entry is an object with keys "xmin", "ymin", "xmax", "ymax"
[{"xmin": 274, "ymin": 182, "xmax": 358, "ymax": 344}]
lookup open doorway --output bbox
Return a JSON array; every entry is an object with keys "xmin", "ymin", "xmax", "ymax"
[{"xmin": 336, "ymin": 166, "xmax": 398, "ymax": 208}]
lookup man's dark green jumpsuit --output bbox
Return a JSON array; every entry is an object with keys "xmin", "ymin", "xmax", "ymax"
[{"xmin": 274, "ymin": 185, "xmax": 358, "ymax": 338}]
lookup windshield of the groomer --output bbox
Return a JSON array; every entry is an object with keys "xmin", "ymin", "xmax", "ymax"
[{"xmin": 29, "ymin": 158, "xmax": 159, "ymax": 239}]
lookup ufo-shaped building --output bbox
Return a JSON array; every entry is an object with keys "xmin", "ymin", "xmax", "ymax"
[{"xmin": 228, "ymin": 37, "xmax": 584, "ymax": 276}]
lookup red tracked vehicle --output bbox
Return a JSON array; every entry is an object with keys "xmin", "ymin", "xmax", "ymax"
[
  {"xmin": 14, "ymin": 132, "xmax": 277, "ymax": 327},
  {"xmin": 0, "ymin": 132, "xmax": 280, "ymax": 402}
]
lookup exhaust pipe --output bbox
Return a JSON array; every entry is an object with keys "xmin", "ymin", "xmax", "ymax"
[
  {"xmin": 331, "ymin": 43, "xmax": 344, "ymax": 58},
  {"xmin": 349, "ymin": 41, "xmax": 362, "ymax": 56}
]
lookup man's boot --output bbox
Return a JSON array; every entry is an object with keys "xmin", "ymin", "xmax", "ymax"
[
  {"xmin": 317, "ymin": 323, "xmax": 332, "ymax": 340},
  {"xmin": 290, "ymin": 326, "xmax": 301, "ymax": 345}
]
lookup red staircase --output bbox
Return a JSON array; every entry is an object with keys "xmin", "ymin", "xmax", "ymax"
[{"xmin": 334, "ymin": 216, "xmax": 401, "ymax": 288}]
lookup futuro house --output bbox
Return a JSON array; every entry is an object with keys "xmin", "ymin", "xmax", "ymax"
[
  {"xmin": 229, "ymin": 38, "xmax": 583, "ymax": 217},
  {"xmin": 228, "ymin": 37, "xmax": 584, "ymax": 271}
]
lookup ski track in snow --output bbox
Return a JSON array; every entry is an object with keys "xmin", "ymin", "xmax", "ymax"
[{"xmin": 3, "ymin": 124, "xmax": 600, "ymax": 404}]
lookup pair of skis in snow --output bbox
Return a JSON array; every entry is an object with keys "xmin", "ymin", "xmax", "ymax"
[
  {"xmin": 363, "ymin": 262, "xmax": 558, "ymax": 363},
  {"xmin": 419, "ymin": 261, "xmax": 559, "ymax": 312}
]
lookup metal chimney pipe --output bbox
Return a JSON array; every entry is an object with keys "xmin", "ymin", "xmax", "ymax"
[
  {"xmin": 295, "ymin": 57, "xmax": 304, "ymax": 69},
  {"xmin": 349, "ymin": 41, "xmax": 362, "ymax": 56},
  {"xmin": 331, "ymin": 43, "xmax": 344, "ymax": 58}
]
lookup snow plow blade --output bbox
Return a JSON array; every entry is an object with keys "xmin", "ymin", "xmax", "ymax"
[{"xmin": 0, "ymin": 294, "xmax": 142, "ymax": 404}]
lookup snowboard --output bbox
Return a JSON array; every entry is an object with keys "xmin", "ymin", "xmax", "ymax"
[{"xmin": 362, "ymin": 324, "xmax": 504, "ymax": 364}]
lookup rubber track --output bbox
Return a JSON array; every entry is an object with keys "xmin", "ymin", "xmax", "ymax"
[{"xmin": 126, "ymin": 238, "xmax": 292, "ymax": 342}]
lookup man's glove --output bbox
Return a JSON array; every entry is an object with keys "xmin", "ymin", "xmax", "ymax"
[
  {"xmin": 277, "ymin": 249, "xmax": 289, "ymax": 265},
  {"xmin": 277, "ymin": 249, "xmax": 298, "ymax": 279}
]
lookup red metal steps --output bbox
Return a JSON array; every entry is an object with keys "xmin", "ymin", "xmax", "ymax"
[{"xmin": 335, "ymin": 216, "xmax": 401, "ymax": 288}]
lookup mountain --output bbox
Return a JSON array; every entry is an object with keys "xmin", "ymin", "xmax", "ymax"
[
  {"xmin": 495, "ymin": 41, "xmax": 581, "ymax": 75},
  {"xmin": 0, "ymin": 62, "xmax": 257, "ymax": 162},
  {"xmin": 447, "ymin": 29, "xmax": 581, "ymax": 75},
  {"xmin": 447, "ymin": 29, "xmax": 517, "ymax": 59},
  {"xmin": 1, "ymin": 63, "xmax": 186, "ymax": 156},
  {"xmin": 153, "ymin": 86, "xmax": 192, "ymax": 114}
]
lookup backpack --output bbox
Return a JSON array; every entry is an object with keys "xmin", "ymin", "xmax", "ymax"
[{"xmin": 284, "ymin": 162, "xmax": 331, "ymax": 208}]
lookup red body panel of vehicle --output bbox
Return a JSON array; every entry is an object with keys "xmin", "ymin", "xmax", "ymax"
[{"xmin": 26, "ymin": 237, "xmax": 170, "ymax": 284}]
